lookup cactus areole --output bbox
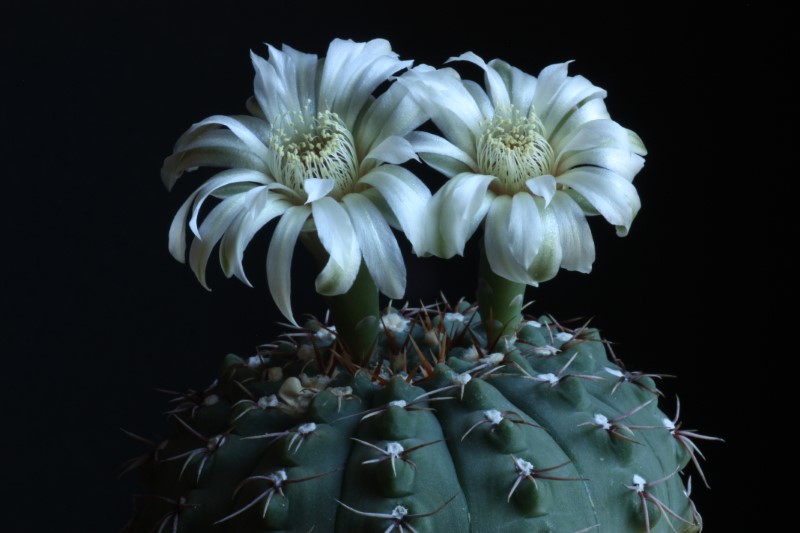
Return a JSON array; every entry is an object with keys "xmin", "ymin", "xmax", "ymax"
[{"xmin": 124, "ymin": 38, "xmax": 718, "ymax": 532}]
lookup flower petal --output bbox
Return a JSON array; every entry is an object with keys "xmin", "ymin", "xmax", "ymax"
[
  {"xmin": 396, "ymin": 66, "xmax": 484, "ymax": 156},
  {"xmin": 450, "ymin": 52, "xmax": 511, "ymax": 111},
  {"xmin": 267, "ymin": 204, "xmax": 311, "ymax": 324},
  {"xmin": 549, "ymin": 192, "xmax": 595, "ymax": 273},
  {"xmin": 425, "ymin": 173, "xmax": 495, "ymax": 258},
  {"xmin": 526, "ymin": 204, "xmax": 563, "ymax": 282},
  {"xmin": 557, "ymin": 167, "xmax": 641, "ymax": 235},
  {"xmin": 549, "ymin": 98, "xmax": 611, "ymax": 154},
  {"xmin": 538, "ymin": 74, "xmax": 606, "ymax": 139},
  {"xmin": 508, "ymin": 192, "xmax": 543, "ymax": 268},
  {"xmin": 169, "ymin": 169, "xmax": 270, "ymax": 262},
  {"xmin": 319, "ymin": 38, "xmax": 411, "ymax": 129},
  {"xmin": 406, "ymin": 131, "xmax": 477, "ymax": 178},
  {"xmin": 526, "ymin": 175, "xmax": 557, "ymax": 207},
  {"xmin": 311, "ymin": 197, "xmax": 361, "ymax": 296},
  {"xmin": 342, "ymin": 193, "xmax": 405, "ymax": 299},
  {"xmin": 251, "ymin": 46, "xmax": 318, "ymax": 123},
  {"xmin": 363, "ymin": 135, "xmax": 419, "ymax": 167},
  {"xmin": 219, "ymin": 187, "xmax": 291, "ymax": 285},
  {"xmin": 359, "ymin": 165, "xmax": 432, "ymax": 255},
  {"xmin": 161, "ymin": 128, "xmax": 268, "ymax": 191},
  {"xmin": 187, "ymin": 169, "xmax": 272, "ymax": 237},
  {"xmin": 488, "ymin": 59, "xmax": 538, "ymax": 116},
  {"xmin": 303, "ymin": 178, "xmax": 335, "ymax": 204},
  {"xmin": 355, "ymin": 70, "xmax": 428, "ymax": 157},
  {"xmin": 484, "ymin": 196, "xmax": 535, "ymax": 284},
  {"xmin": 188, "ymin": 194, "xmax": 248, "ymax": 289}
]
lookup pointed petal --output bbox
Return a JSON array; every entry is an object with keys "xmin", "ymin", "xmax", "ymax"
[
  {"xmin": 538, "ymin": 74, "xmax": 606, "ymax": 138},
  {"xmin": 267, "ymin": 205, "xmax": 311, "ymax": 324},
  {"xmin": 251, "ymin": 46, "xmax": 318, "ymax": 123},
  {"xmin": 188, "ymin": 194, "xmax": 248, "ymax": 289},
  {"xmin": 549, "ymin": 192, "xmax": 595, "ymax": 273},
  {"xmin": 449, "ymin": 52, "xmax": 511, "ymax": 111},
  {"xmin": 557, "ymin": 168, "xmax": 641, "ymax": 235},
  {"xmin": 526, "ymin": 175, "xmax": 557, "ymax": 206},
  {"xmin": 426, "ymin": 172, "xmax": 495, "ymax": 258},
  {"xmin": 219, "ymin": 188, "xmax": 291, "ymax": 284},
  {"xmin": 549, "ymin": 98, "xmax": 611, "ymax": 154},
  {"xmin": 168, "ymin": 194, "xmax": 195, "ymax": 262},
  {"xmin": 342, "ymin": 194, "xmax": 405, "ymax": 298},
  {"xmin": 161, "ymin": 128, "xmax": 269, "ymax": 191},
  {"xmin": 355, "ymin": 71, "xmax": 428, "ymax": 157},
  {"xmin": 359, "ymin": 165, "xmax": 432, "ymax": 255},
  {"xmin": 488, "ymin": 59, "xmax": 538, "ymax": 115},
  {"xmin": 188, "ymin": 169, "xmax": 271, "ymax": 237},
  {"xmin": 508, "ymin": 192, "xmax": 543, "ymax": 268},
  {"xmin": 363, "ymin": 135, "xmax": 418, "ymax": 166},
  {"xmin": 526, "ymin": 203, "xmax": 563, "ymax": 282},
  {"xmin": 406, "ymin": 131, "xmax": 477, "ymax": 178},
  {"xmin": 396, "ymin": 66, "xmax": 484, "ymax": 156},
  {"xmin": 303, "ymin": 178, "xmax": 335, "ymax": 204},
  {"xmin": 311, "ymin": 197, "xmax": 361, "ymax": 295},
  {"xmin": 484, "ymin": 196, "xmax": 535, "ymax": 284},
  {"xmin": 319, "ymin": 38, "xmax": 411, "ymax": 128}
]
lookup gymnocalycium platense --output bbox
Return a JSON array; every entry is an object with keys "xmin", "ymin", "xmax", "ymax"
[{"xmin": 124, "ymin": 38, "xmax": 719, "ymax": 532}]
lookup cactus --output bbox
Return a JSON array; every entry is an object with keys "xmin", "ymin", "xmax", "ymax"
[
  {"xmin": 124, "ymin": 303, "xmax": 716, "ymax": 532},
  {"xmin": 125, "ymin": 38, "xmax": 720, "ymax": 532}
]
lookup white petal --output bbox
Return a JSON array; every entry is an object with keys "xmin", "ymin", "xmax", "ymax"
[
  {"xmin": 488, "ymin": 59, "xmax": 538, "ymax": 116},
  {"xmin": 168, "ymin": 194, "xmax": 194, "ymax": 262},
  {"xmin": 169, "ymin": 169, "xmax": 270, "ymax": 262},
  {"xmin": 532, "ymin": 62, "xmax": 570, "ymax": 118},
  {"xmin": 526, "ymin": 204, "xmax": 563, "ymax": 282},
  {"xmin": 359, "ymin": 166, "xmax": 432, "ymax": 255},
  {"xmin": 355, "ymin": 71, "xmax": 428, "ymax": 157},
  {"xmin": 558, "ymin": 147, "xmax": 645, "ymax": 183},
  {"xmin": 192, "ymin": 115, "xmax": 269, "ymax": 161},
  {"xmin": 462, "ymin": 79, "xmax": 494, "ymax": 119},
  {"xmin": 537, "ymin": 74, "xmax": 606, "ymax": 138},
  {"xmin": 557, "ymin": 168, "xmax": 641, "ymax": 235},
  {"xmin": 549, "ymin": 98, "xmax": 611, "ymax": 154},
  {"xmin": 549, "ymin": 192, "xmax": 595, "ymax": 273},
  {"xmin": 426, "ymin": 173, "xmax": 495, "ymax": 258},
  {"xmin": 526, "ymin": 175, "xmax": 557, "ymax": 207},
  {"xmin": 406, "ymin": 131, "xmax": 477, "ymax": 178},
  {"xmin": 161, "ymin": 129, "xmax": 267, "ymax": 191},
  {"xmin": 363, "ymin": 135, "xmax": 418, "ymax": 166},
  {"xmin": 188, "ymin": 169, "xmax": 272, "ymax": 237},
  {"xmin": 449, "ymin": 52, "xmax": 511, "ymax": 111},
  {"xmin": 251, "ymin": 47, "xmax": 318, "ymax": 123},
  {"xmin": 188, "ymin": 194, "xmax": 248, "ymax": 289},
  {"xmin": 342, "ymin": 194, "xmax": 405, "ymax": 299},
  {"xmin": 558, "ymin": 118, "xmax": 634, "ymax": 153},
  {"xmin": 484, "ymin": 196, "xmax": 535, "ymax": 284},
  {"xmin": 396, "ymin": 66, "xmax": 484, "ymax": 156},
  {"xmin": 311, "ymin": 197, "xmax": 361, "ymax": 296},
  {"xmin": 319, "ymin": 38, "xmax": 411, "ymax": 128},
  {"xmin": 219, "ymin": 188, "xmax": 291, "ymax": 285},
  {"xmin": 303, "ymin": 178, "xmax": 335, "ymax": 204},
  {"xmin": 508, "ymin": 192, "xmax": 543, "ymax": 268},
  {"xmin": 267, "ymin": 205, "xmax": 311, "ymax": 324}
]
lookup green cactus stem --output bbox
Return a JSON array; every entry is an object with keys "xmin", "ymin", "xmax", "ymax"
[{"xmin": 477, "ymin": 239, "xmax": 526, "ymax": 341}]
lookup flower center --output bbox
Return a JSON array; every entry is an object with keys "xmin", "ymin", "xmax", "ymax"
[
  {"xmin": 477, "ymin": 106, "xmax": 554, "ymax": 193},
  {"xmin": 269, "ymin": 110, "xmax": 359, "ymax": 199}
]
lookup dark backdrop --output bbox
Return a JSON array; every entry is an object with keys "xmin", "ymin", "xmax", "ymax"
[{"xmin": 6, "ymin": 2, "xmax": 766, "ymax": 530}]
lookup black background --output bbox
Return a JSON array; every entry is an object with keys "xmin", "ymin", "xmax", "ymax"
[{"xmin": 6, "ymin": 2, "xmax": 770, "ymax": 531}]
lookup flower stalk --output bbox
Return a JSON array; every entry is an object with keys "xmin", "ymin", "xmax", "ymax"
[
  {"xmin": 477, "ymin": 238, "xmax": 525, "ymax": 341},
  {"xmin": 300, "ymin": 232, "xmax": 379, "ymax": 365}
]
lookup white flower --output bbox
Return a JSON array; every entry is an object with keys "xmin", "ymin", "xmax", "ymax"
[
  {"xmin": 163, "ymin": 39, "xmax": 431, "ymax": 323},
  {"xmin": 399, "ymin": 54, "xmax": 646, "ymax": 284}
]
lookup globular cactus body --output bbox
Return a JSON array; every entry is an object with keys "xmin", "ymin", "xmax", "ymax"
[{"xmin": 126, "ymin": 304, "xmax": 704, "ymax": 532}]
